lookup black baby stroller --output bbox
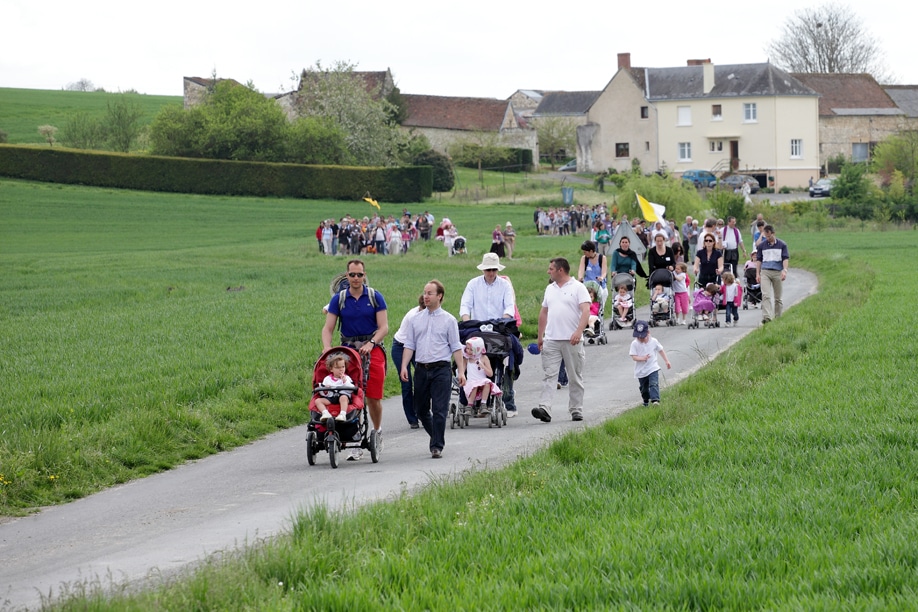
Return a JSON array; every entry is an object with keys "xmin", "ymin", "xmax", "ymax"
[
  {"xmin": 449, "ymin": 319, "xmax": 520, "ymax": 429},
  {"xmin": 647, "ymin": 268, "xmax": 676, "ymax": 327},
  {"xmin": 583, "ymin": 280, "xmax": 608, "ymax": 345},
  {"xmin": 451, "ymin": 236, "xmax": 467, "ymax": 256},
  {"xmin": 743, "ymin": 266, "xmax": 762, "ymax": 309},
  {"xmin": 305, "ymin": 346, "xmax": 378, "ymax": 468}
]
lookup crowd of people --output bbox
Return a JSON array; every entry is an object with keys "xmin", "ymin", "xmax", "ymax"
[
  {"xmin": 315, "ymin": 209, "xmax": 437, "ymax": 256},
  {"xmin": 314, "ymin": 208, "xmax": 789, "ymax": 461}
]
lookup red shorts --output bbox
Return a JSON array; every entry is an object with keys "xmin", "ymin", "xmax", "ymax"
[{"xmin": 366, "ymin": 345, "xmax": 387, "ymax": 400}]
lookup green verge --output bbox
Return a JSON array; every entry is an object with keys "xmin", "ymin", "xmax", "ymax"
[{"xmin": 50, "ymin": 233, "xmax": 918, "ymax": 608}]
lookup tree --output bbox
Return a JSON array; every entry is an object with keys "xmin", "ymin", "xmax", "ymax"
[
  {"xmin": 149, "ymin": 81, "xmax": 289, "ymax": 162},
  {"xmin": 285, "ymin": 116, "xmax": 352, "ymax": 165},
  {"xmin": 535, "ymin": 116, "xmax": 577, "ymax": 169},
  {"xmin": 295, "ymin": 61, "xmax": 404, "ymax": 166},
  {"xmin": 413, "ymin": 149, "xmax": 455, "ymax": 192},
  {"xmin": 38, "ymin": 125, "xmax": 58, "ymax": 146},
  {"xmin": 61, "ymin": 112, "xmax": 105, "ymax": 149},
  {"xmin": 65, "ymin": 78, "xmax": 95, "ymax": 92},
  {"xmin": 105, "ymin": 96, "xmax": 145, "ymax": 152},
  {"xmin": 871, "ymin": 130, "xmax": 918, "ymax": 184},
  {"xmin": 448, "ymin": 131, "xmax": 504, "ymax": 183},
  {"xmin": 765, "ymin": 3, "xmax": 891, "ymax": 82}
]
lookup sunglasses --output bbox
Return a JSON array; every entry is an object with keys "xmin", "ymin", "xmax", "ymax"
[
  {"xmin": 348, "ymin": 272, "xmax": 365, "ymax": 278},
  {"xmin": 704, "ymin": 239, "xmax": 714, "ymax": 243}
]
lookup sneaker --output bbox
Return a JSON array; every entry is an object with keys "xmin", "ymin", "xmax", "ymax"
[
  {"xmin": 680, "ymin": 319, "xmax": 687, "ymax": 325},
  {"xmin": 651, "ymin": 400, "xmax": 660, "ymax": 405},
  {"xmin": 559, "ymin": 381, "xmax": 568, "ymax": 389},
  {"xmin": 410, "ymin": 422, "xmax": 420, "ymax": 429},
  {"xmin": 375, "ymin": 429, "xmax": 383, "ymax": 453},
  {"xmin": 335, "ymin": 410, "xmax": 348, "ymax": 422},
  {"xmin": 506, "ymin": 409, "xmax": 517, "ymax": 418},
  {"xmin": 431, "ymin": 449, "xmax": 442, "ymax": 459},
  {"xmin": 571, "ymin": 411, "xmax": 583, "ymax": 421},
  {"xmin": 531, "ymin": 407, "xmax": 552, "ymax": 423},
  {"xmin": 347, "ymin": 448, "xmax": 363, "ymax": 461},
  {"xmin": 320, "ymin": 409, "xmax": 333, "ymax": 422}
]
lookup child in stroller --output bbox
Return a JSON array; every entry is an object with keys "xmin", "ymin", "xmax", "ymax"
[
  {"xmin": 743, "ymin": 252, "xmax": 762, "ymax": 309},
  {"xmin": 583, "ymin": 282, "xmax": 607, "ymax": 344},
  {"xmin": 609, "ymin": 273, "xmax": 636, "ymax": 330},
  {"xmin": 313, "ymin": 351, "xmax": 353, "ymax": 422},
  {"xmin": 306, "ymin": 346, "xmax": 379, "ymax": 468},
  {"xmin": 689, "ymin": 282, "xmax": 721, "ymax": 329},
  {"xmin": 462, "ymin": 337, "xmax": 502, "ymax": 413},
  {"xmin": 450, "ymin": 319, "xmax": 520, "ymax": 429},
  {"xmin": 647, "ymin": 268, "xmax": 675, "ymax": 327}
]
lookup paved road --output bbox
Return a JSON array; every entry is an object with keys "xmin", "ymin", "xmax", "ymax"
[{"xmin": 0, "ymin": 271, "xmax": 817, "ymax": 611}]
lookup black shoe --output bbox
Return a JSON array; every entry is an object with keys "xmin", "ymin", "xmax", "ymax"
[
  {"xmin": 410, "ymin": 422, "xmax": 420, "ymax": 429},
  {"xmin": 571, "ymin": 411, "xmax": 583, "ymax": 421},
  {"xmin": 431, "ymin": 449, "xmax": 442, "ymax": 459},
  {"xmin": 531, "ymin": 407, "xmax": 551, "ymax": 423}
]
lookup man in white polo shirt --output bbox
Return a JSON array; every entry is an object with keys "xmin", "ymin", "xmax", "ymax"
[
  {"xmin": 532, "ymin": 257, "xmax": 591, "ymax": 423},
  {"xmin": 721, "ymin": 216, "xmax": 747, "ymax": 275}
]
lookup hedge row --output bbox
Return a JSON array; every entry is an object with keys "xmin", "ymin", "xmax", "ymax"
[{"xmin": 0, "ymin": 146, "xmax": 433, "ymax": 203}]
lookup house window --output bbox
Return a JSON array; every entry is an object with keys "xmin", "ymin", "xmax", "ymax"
[
  {"xmin": 678, "ymin": 142, "xmax": 692, "ymax": 162},
  {"xmin": 790, "ymin": 139, "xmax": 803, "ymax": 159},
  {"xmin": 615, "ymin": 143, "xmax": 630, "ymax": 158},
  {"xmin": 712, "ymin": 104, "xmax": 722, "ymax": 120},
  {"xmin": 852, "ymin": 143, "xmax": 869, "ymax": 162},
  {"xmin": 645, "ymin": 141, "xmax": 650, "ymax": 152},
  {"xmin": 677, "ymin": 106, "xmax": 692, "ymax": 126},
  {"xmin": 640, "ymin": 106, "xmax": 649, "ymax": 119},
  {"xmin": 709, "ymin": 140, "xmax": 724, "ymax": 152},
  {"xmin": 744, "ymin": 103, "xmax": 757, "ymax": 122}
]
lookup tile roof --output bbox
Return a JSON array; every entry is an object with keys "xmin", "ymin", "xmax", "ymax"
[
  {"xmin": 401, "ymin": 94, "xmax": 510, "ymax": 131},
  {"xmin": 792, "ymin": 73, "xmax": 900, "ymax": 116},
  {"xmin": 637, "ymin": 63, "xmax": 816, "ymax": 100},
  {"xmin": 533, "ymin": 91, "xmax": 602, "ymax": 116},
  {"xmin": 884, "ymin": 85, "xmax": 918, "ymax": 117}
]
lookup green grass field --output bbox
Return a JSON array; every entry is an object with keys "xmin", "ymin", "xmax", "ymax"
[
  {"xmin": 0, "ymin": 87, "xmax": 182, "ymax": 145},
  {"xmin": 4, "ymin": 177, "xmax": 918, "ymax": 608}
]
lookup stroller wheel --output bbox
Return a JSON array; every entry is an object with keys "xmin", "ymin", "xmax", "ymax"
[
  {"xmin": 306, "ymin": 431, "xmax": 317, "ymax": 466},
  {"xmin": 368, "ymin": 429, "xmax": 380, "ymax": 463},
  {"xmin": 328, "ymin": 437, "xmax": 339, "ymax": 469}
]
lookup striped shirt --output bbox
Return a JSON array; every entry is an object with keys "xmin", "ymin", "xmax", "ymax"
[{"xmin": 402, "ymin": 307, "xmax": 463, "ymax": 364}]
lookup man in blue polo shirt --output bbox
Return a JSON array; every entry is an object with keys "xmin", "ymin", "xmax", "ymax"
[
  {"xmin": 322, "ymin": 259, "xmax": 389, "ymax": 459},
  {"xmin": 755, "ymin": 225, "xmax": 789, "ymax": 325}
]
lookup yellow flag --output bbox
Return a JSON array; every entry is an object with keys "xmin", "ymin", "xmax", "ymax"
[
  {"xmin": 635, "ymin": 192, "xmax": 665, "ymax": 223},
  {"xmin": 363, "ymin": 197, "xmax": 381, "ymax": 211}
]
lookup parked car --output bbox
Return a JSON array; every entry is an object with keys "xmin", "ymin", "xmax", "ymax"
[
  {"xmin": 809, "ymin": 178, "xmax": 834, "ymax": 198},
  {"xmin": 681, "ymin": 169, "xmax": 717, "ymax": 188},
  {"xmin": 720, "ymin": 174, "xmax": 760, "ymax": 194},
  {"xmin": 559, "ymin": 159, "xmax": 577, "ymax": 172}
]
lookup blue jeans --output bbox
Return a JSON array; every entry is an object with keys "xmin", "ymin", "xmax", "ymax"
[
  {"xmin": 557, "ymin": 359, "xmax": 568, "ymax": 385},
  {"xmin": 724, "ymin": 303, "xmax": 739, "ymax": 323},
  {"xmin": 390, "ymin": 340, "xmax": 417, "ymax": 425},
  {"xmin": 638, "ymin": 370, "xmax": 660, "ymax": 405},
  {"xmin": 413, "ymin": 364, "xmax": 451, "ymax": 452}
]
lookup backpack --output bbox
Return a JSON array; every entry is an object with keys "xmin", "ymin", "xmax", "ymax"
[{"xmin": 337, "ymin": 286, "xmax": 379, "ymax": 311}]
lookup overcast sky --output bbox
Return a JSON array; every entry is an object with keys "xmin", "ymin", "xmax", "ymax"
[{"xmin": 3, "ymin": 1, "xmax": 914, "ymax": 99}]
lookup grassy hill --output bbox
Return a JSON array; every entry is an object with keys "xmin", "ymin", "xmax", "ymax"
[{"xmin": 0, "ymin": 87, "xmax": 182, "ymax": 145}]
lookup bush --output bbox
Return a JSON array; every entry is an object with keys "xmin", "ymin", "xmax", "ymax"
[
  {"xmin": 0, "ymin": 145, "xmax": 432, "ymax": 202},
  {"xmin": 412, "ymin": 149, "xmax": 454, "ymax": 192}
]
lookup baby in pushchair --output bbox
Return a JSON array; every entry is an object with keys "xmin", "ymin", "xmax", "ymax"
[
  {"xmin": 689, "ymin": 282, "xmax": 721, "ymax": 329},
  {"xmin": 314, "ymin": 351, "xmax": 354, "ymax": 422},
  {"xmin": 462, "ymin": 337, "xmax": 502, "ymax": 410},
  {"xmin": 743, "ymin": 252, "xmax": 762, "ymax": 309}
]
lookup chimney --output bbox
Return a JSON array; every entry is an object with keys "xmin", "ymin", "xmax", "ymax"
[
  {"xmin": 687, "ymin": 59, "xmax": 715, "ymax": 94},
  {"xmin": 618, "ymin": 53, "xmax": 631, "ymax": 70}
]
